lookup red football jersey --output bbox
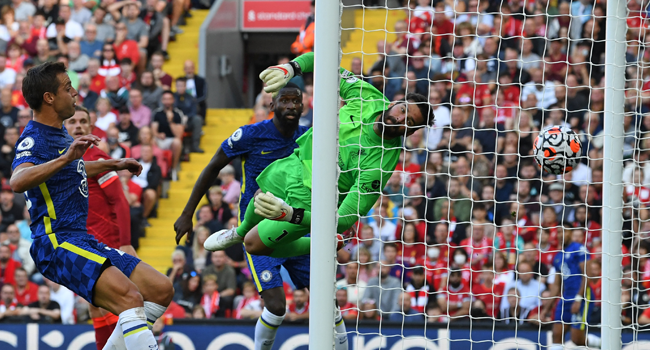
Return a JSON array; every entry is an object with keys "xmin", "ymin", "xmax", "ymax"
[
  {"xmin": 84, "ymin": 146, "xmax": 130, "ymax": 248},
  {"xmin": 439, "ymin": 283, "xmax": 471, "ymax": 316},
  {"xmin": 288, "ymin": 302, "xmax": 309, "ymax": 315},
  {"xmin": 472, "ymin": 282, "xmax": 504, "ymax": 318}
]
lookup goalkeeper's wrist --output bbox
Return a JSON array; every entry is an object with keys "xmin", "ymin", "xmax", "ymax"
[
  {"xmin": 289, "ymin": 61, "xmax": 303, "ymax": 76},
  {"xmin": 288, "ymin": 207, "xmax": 305, "ymax": 225}
]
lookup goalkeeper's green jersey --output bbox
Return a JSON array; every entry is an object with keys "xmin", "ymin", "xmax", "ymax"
[{"xmin": 293, "ymin": 53, "xmax": 401, "ymax": 231}]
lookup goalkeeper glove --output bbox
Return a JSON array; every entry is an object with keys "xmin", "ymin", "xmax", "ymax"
[
  {"xmin": 259, "ymin": 61, "xmax": 302, "ymax": 94},
  {"xmin": 254, "ymin": 191, "xmax": 305, "ymax": 224}
]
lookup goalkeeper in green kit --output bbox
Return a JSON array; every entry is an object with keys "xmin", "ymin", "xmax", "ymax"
[{"xmin": 204, "ymin": 52, "xmax": 434, "ymax": 257}]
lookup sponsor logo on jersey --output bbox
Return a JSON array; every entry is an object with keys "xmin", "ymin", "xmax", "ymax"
[
  {"xmin": 15, "ymin": 151, "xmax": 31, "ymax": 159},
  {"xmin": 260, "ymin": 270, "xmax": 272, "ymax": 282},
  {"xmin": 261, "ymin": 150, "xmax": 273, "ymax": 155},
  {"xmin": 16, "ymin": 137, "xmax": 34, "ymax": 151}
]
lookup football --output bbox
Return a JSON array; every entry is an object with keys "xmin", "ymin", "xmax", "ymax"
[{"xmin": 533, "ymin": 125, "xmax": 582, "ymax": 175}]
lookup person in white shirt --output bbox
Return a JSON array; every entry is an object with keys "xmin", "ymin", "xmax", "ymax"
[
  {"xmin": 500, "ymin": 262, "xmax": 546, "ymax": 312},
  {"xmin": 369, "ymin": 205, "xmax": 397, "ymax": 242},
  {"xmin": 46, "ymin": 279, "xmax": 76, "ymax": 324},
  {"xmin": 521, "ymin": 68, "xmax": 558, "ymax": 109},
  {"xmin": 426, "ymin": 88, "xmax": 450, "ymax": 150},
  {"xmin": 12, "ymin": 0, "xmax": 36, "ymax": 22},
  {"xmin": 94, "ymin": 98, "xmax": 117, "ymax": 131},
  {"xmin": 0, "ymin": 55, "xmax": 16, "ymax": 89},
  {"xmin": 46, "ymin": 5, "xmax": 84, "ymax": 40},
  {"xmin": 335, "ymin": 262, "xmax": 367, "ymax": 304}
]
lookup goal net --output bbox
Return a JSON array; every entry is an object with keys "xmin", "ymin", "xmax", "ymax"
[{"xmin": 323, "ymin": 0, "xmax": 648, "ymax": 349}]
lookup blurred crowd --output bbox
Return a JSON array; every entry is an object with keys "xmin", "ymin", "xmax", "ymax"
[{"xmin": 0, "ymin": 0, "xmax": 212, "ymax": 324}]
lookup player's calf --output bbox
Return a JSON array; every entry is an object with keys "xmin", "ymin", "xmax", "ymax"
[{"xmin": 129, "ymin": 262, "xmax": 174, "ymax": 328}]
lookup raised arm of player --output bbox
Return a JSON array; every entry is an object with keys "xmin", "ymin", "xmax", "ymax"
[
  {"xmin": 85, "ymin": 158, "xmax": 143, "ymax": 178},
  {"xmin": 11, "ymin": 135, "xmax": 99, "ymax": 193},
  {"xmin": 101, "ymin": 173, "xmax": 137, "ymax": 257},
  {"xmin": 174, "ymin": 147, "xmax": 233, "ymax": 244}
]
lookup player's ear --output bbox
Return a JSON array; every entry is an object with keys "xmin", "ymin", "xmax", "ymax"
[{"xmin": 43, "ymin": 91, "xmax": 55, "ymax": 106}]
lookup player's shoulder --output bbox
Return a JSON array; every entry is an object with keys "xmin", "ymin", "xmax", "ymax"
[{"xmin": 84, "ymin": 145, "xmax": 110, "ymax": 161}]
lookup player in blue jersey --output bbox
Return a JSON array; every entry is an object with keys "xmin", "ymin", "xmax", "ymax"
[
  {"xmin": 11, "ymin": 62, "xmax": 173, "ymax": 350},
  {"xmin": 174, "ymin": 83, "xmax": 349, "ymax": 350},
  {"xmin": 543, "ymin": 224, "xmax": 594, "ymax": 350}
]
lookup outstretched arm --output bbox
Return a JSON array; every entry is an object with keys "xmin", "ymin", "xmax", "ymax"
[
  {"xmin": 11, "ymin": 135, "xmax": 99, "ymax": 193},
  {"xmin": 85, "ymin": 158, "xmax": 142, "ymax": 178},
  {"xmin": 174, "ymin": 147, "xmax": 233, "ymax": 243}
]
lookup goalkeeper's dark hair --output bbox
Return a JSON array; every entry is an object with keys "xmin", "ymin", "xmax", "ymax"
[{"xmin": 404, "ymin": 92, "xmax": 435, "ymax": 127}]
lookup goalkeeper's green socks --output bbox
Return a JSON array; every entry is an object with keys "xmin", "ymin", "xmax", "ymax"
[
  {"xmin": 235, "ymin": 201, "xmax": 264, "ymax": 237},
  {"xmin": 270, "ymin": 237, "xmax": 311, "ymax": 258}
]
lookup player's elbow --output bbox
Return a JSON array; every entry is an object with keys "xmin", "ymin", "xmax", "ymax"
[{"xmin": 9, "ymin": 176, "xmax": 27, "ymax": 193}]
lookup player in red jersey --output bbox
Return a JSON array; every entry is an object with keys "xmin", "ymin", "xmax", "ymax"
[{"xmin": 65, "ymin": 106, "xmax": 137, "ymax": 350}]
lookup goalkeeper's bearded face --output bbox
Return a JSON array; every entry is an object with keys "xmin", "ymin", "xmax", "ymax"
[{"xmin": 379, "ymin": 101, "xmax": 425, "ymax": 139}]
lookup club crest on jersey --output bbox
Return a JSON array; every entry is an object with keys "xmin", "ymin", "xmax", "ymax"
[
  {"xmin": 17, "ymin": 137, "xmax": 34, "ymax": 151},
  {"xmin": 260, "ymin": 270, "xmax": 272, "ymax": 282},
  {"xmin": 228, "ymin": 128, "xmax": 243, "ymax": 148}
]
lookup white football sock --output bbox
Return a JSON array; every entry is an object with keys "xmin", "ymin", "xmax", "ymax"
[
  {"xmin": 144, "ymin": 301, "xmax": 167, "ymax": 329},
  {"xmin": 254, "ymin": 307, "xmax": 285, "ymax": 350},
  {"xmin": 120, "ymin": 307, "xmax": 159, "ymax": 349},
  {"xmin": 334, "ymin": 307, "xmax": 348, "ymax": 350},
  {"xmin": 587, "ymin": 334, "xmax": 602, "ymax": 348},
  {"xmin": 549, "ymin": 344, "xmax": 564, "ymax": 350}
]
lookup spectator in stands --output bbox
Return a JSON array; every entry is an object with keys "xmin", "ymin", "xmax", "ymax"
[
  {"xmin": 190, "ymin": 226, "xmax": 209, "ymax": 272},
  {"xmin": 472, "ymin": 262, "xmax": 504, "ymax": 318},
  {"xmin": 218, "ymin": 164, "xmax": 240, "ymax": 207},
  {"xmin": 437, "ymin": 269, "xmax": 471, "ymax": 321},
  {"xmin": 151, "ymin": 51, "xmax": 173, "ymax": 90},
  {"xmin": 102, "ymin": 75, "xmax": 129, "ymax": 109},
  {"xmin": 112, "ymin": 22, "xmax": 141, "ymax": 70},
  {"xmin": 434, "ymin": 178, "xmax": 472, "ymax": 223},
  {"xmin": 98, "ymin": 43, "xmax": 120, "ymax": 77},
  {"xmin": 286, "ymin": 289, "xmax": 309, "ymax": 322},
  {"xmin": 335, "ymin": 262, "xmax": 367, "ymax": 305},
  {"xmin": 45, "ymin": 279, "xmax": 74, "ymax": 324},
  {"xmin": 94, "ymin": 97, "xmax": 116, "ymax": 131},
  {"xmin": 234, "ymin": 281, "xmax": 263, "ymax": 320},
  {"xmin": 12, "ymin": 267, "xmax": 36, "ymax": 306},
  {"xmin": 116, "ymin": 107, "xmax": 139, "ymax": 147},
  {"xmin": 174, "ymin": 77, "xmax": 203, "ymax": 153},
  {"xmin": 203, "ymin": 251, "xmax": 237, "ymax": 313},
  {"xmin": 152, "ymin": 318, "xmax": 175, "ymax": 348},
  {"xmin": 86, "ymin": 58, "xmax": 105, "ymax": 93},
  {"xmin": 502, "ymin": 262, "xmax": 546, "ymax": 314},
  {"xmin": 79, "ymin": 23, "xmax": 103, "ymax": 59},
  {"xmin": 119, "ymin": 59, "xmax": 136, "ymax": 89},
  {"xmin": 404, "ymin": 267, "xmax": 429, "ymax": 313},
  {"xmin": 23, "ymin": 285, "xmax": 61, "ymax": 323},
  {"xmin": 176, "ymin": 270, "xmax": 201, "ymax": 317},
  {"xmin": 92, "ymin": 6, "xmax": 114, "ymax": 43},
  {"xmin": 128, "ymin": 88, "xmax": 152, "ymax": 128},
  {"xmin": 183, "ymin": 60, "xmax": 207, "ymax": 119},
  {"xmin": 336, "ymin": 287, "xmax": 358, "ymax": 321},
  {"xmin": 4, "ymin": 224, "xmax": 32, "ymax": 274},
  {"xmin": 390, "ymin": 291, "xmax": 425, "ymax": 323},
  {"xmin": 351, "ymin": 225, "xmax": 381, "ymax": 263},
  {"xmin": 200, "ymin": 274, "xmax": 220, "ymax": 318},
  {"xmin": 0, "ymin": 284, "xmax": 22, "ymax": 322},
  {"xmin": 106, "ymin": 126, "xmax": 129, "ymax": 159},
  {"xmin": 47, "ymin": 4, "xmax": 83, "ymax": 40},
  {"xmin": 193, "ymin": 205, "xmax": 222, "ymax": 234},
  {"xmin": 0, "ymin": 243, "xmax": 19, "ymax": 286},
  {"xmin": 67, "ymin": 41, "xmax": 88, "ymax": 73},
  {"xmin": 208, "ymin": 186, "xmax": 233, "ymax": 226},
  {"xmin": 363, "ymin": 262, "xmax": 401, "ymax": 316},
  {"xmin": 132, "ymin": 144, "xmax": 162, "ymax": 222},
  {"xmin": 77, "ymin": 73, "xmax": 98, "ymax": 110},
  {"xmin": 167, "ymin": 249, "xmax": 192, "ymax": 300},
  {"xmin": 132, "ymin": 126, "xmax": 168, "ymax": 176},
  {"xmin": 33, "ymin": 38, "xmax": 54, "ymax": 66},
  {"xmin": 500, "ymin": 287, "xmax": 540, "ymax": 324},
  {"xmin": 152, "ymin": 90, "xmax": 183, "ymax": 179},
  {"xmin": 112, "ymin": 1, "xmax": 149, "ymax": 70}
]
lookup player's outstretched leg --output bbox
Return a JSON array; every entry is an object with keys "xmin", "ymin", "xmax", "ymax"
[{"xmin": 94, "ymin": 267, "xmax": 159, "ymax": 350}]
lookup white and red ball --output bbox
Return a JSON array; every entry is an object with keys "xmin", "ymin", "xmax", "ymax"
[{"xmin": 533, "ymin": 125, "xmax": 582, "ymax": 175}]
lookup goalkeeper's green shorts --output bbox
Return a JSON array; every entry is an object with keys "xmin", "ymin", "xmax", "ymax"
[{"xmin": 256, "ymin": 154, "xmax": 312, "ymax": 249}]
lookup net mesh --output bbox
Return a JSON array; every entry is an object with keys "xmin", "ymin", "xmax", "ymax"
[{"xmin": 333, "ymin": 0, "xmax": 648, "ymax": 348}]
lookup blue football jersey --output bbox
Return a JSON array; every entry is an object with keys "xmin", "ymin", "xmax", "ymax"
[
  {"xmin": 12, "ymin": 121, "xmax": 89, "ymax": 239},
  {"xmin": 221, "ymin": 120, "xmax": 309, "ymax": 221},
  {"xmin": 552, "ymin": 241, "xmax": 588, "ymax": 298}
]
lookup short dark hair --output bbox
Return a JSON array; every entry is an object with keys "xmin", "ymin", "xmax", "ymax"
[
  {"xmin": 275, "ymin": 82, "xmax": 302, "ymax": 99},
  {"xmin": 118, "ymin": 106, "xmax": 130, "ymax": 115},
  {"xmin": 176, "ymin": 77, "xmax": 187, "ymax": 84},
  {"xmin": 405, "ymin": 92, "xmax": 435, "ymax": 127},
  {"xmin": 412, "ymin": 267, "xmax": 424, "ymax": 275},
  {"xmin": 383, "ymin": 242, "xmax": 397, "ymax": 252},
  {"xmin": 75, "ymin": 105, "xmax": 90, "ymax": 121},
  {"xmin": 120, "ymin": 57, "xmax": 132, "ymax": 66},
  {"xmin": 162, "ymin": 90, "xmax": 174, "ymax": 97},
  {"xmin": 23, "ymin": 62, "xmax": 68, "ymax": 111}
]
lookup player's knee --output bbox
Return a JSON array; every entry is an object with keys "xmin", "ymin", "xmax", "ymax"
[
  {"xmin": 120, "ymin": 285, "xmax": 145, "ymax": 310},
  {"xmin": 158, "ymin": 278, "xmax": 174, "ymax": 306},
  {"xmin": 244, "ymin": 235, "xmax": 267, "ymax": 255},
  {"xmin": 265, "ymin": 298, "xmax": 286, "ymax": 317},
  {"xmin": 144, "ymin": 189, "xmax": 157, "ymax": 201}
]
